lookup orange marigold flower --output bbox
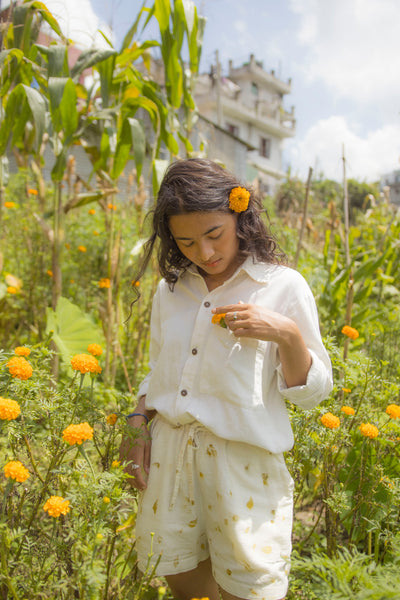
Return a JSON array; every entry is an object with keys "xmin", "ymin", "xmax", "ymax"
[
  {"xmin": 14, "ymin": 346, "xmax": 31, "ymax": 357},
  {"xmin": 62, "ymin": 422, "xmax": 94, "ymax": 445},
  {"xmin": 341, "ymin": 406, "xmax": 355, "ymax": 416},
  {"xmin": 7, "ymin": 286, "xmax": 17, "ymax": 294},
  {"xmin": 7, "ymin": 356, "xmax": 33, "ymax": 380},
  {"xmin": 43, "ymin": 496, "xmax": 70, "ymax": 517},
  {"xmin": 386, "ymin": 404, "xmax": 400, "ymax": 419},
  {"xmin": 65, "ymin": 243, "xmax": 71, "ymax": 249},
  {"xmin": 27, "ymin": 188, "xmax": 38, "ymax": 195},
  {"xmin": 103, "ymin": 496, "xmax": 111, "ymax": 503},
  {"xmin": 70, "ymin": 353, "xmax": 101, "ymax": 374},
  {"xmin": 359, "ymin": 422, "xmax": 379, "ymax": 439},
  {"xmin": 88, "ymin": 208, "xmax": 96, "ymax": 215},
  {"xmin": 4, "ymin": 460, "xmax": 30, "ymax": 482},
  {"xmin": 0, "ymin": 397, "xmax": 21, "ymax": 420},
  {"xmin": 93, "ymin": 230, "xmax": 100, "ymax": 236},
  {"xmin": 131, "ymin": 280, "xmax": 140, "ymax": 287},
  {"xmin": 111, "ymin": 460, "xmax": 120, "ymax": 468},
  {"xmin": 342, "ymin": 388, "xmax": 351, "ymax": 393},
  {"xmin": 229, "ymin": 187, "xmax": 250, "ymax": 213},
  {"xmin": 341, "ymin": 325, "xmax": 359, "ymax": 340},
  {"xmin": 320, "ymin": 412, "xmax": 340, "ymax": 429},
  {"xmin": 4, "ymin": 201, "xmax": 16, "ymax": 208},
  {"xmin": 87, "ymin": 343, "xmax": 103, "ymax": 356},
  {"xmin": 107, "ymin": 203, "xmax": 117, "ymax": 210},
  {"xmin": 78, "ymin": 245, "xmax": 87, "ymax": 252},
  {"xmin": 98, "ymin": 278, "xmax": 111, "ymax": 289},
  {"xmin": 106, "ymin": 413, "xmax": 117, "ymax": 426},
  {"xmin": 211, "ymin": 313, "xmax": 227, "ymax": 327},
  {"xmin": 47, "ymin": 270, "xmax": 53, "ymax": 277}
]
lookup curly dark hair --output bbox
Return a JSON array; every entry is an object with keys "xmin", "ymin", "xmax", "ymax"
[{"xmin": 134, "ymin": 158, "xmax": 286, "ymax": 292}]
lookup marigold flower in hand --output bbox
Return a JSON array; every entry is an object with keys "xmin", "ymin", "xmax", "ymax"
[
  {"xmin": 211, "ymin": 313, "xmax": 227, "ymax": 328},
  {"xmin": 341, "ymin": 325, "xmax": 359, "ymax": 340},
  {"xmin": 341, "ymin": 406, "xmax": 355, "ymax": 416},
  {"xmin": 106, "ymin": 413, "xmax": 117, "ymax": 426},
  {"xmin": 386, "ymin": 404, "xmax": 400, "ymax": 419},
  {"xmin": 0, "ymin": 397, "xmax": 21, "ymax": 420},
  {"xmin": 320, "ymin": 412, "xmax": 340, "ymax": 429},
  {"xmin": 43, "ymin": 496, "xmax": 70, "ymax": 517},
  {"xmin": 14, "ymin": 346, "xmax": 31, "ymax": 357},
  {"xmin": 87, "ymin": 343, "xmax": 103, "ymax": 356},
  {"xmin": 98, "ymin": 278, "xmax": 111, "ymax": 289},
  {"xmin": 62, "ymin": 422, "xmax": 94, "ymax": 445},
  {"xmin": 359, "ymin": 422, "xmax": 379, "ymax": 439},
  {"xmin": 7, "ymin": 356, "xmax": 33, "ymax": 380},
  {"xmin": 70, "ymin": 353, "xmax": 101, "ymax": 374},
  {"xmin": 4, "ymin": 460, "xmax": 30, "ymax": 482},
  {"xmin": 229, "ymin": 187, "xmax": 250, "ymax": 212}
]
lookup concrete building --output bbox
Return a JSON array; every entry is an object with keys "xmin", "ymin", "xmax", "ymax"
[
  {"xmin": 195, "ymin": 54, "xmax": 296, "ymax": 194},
  {"xmin": 380, "ymin": 170, "xmax": 400, "ymax": 206}
]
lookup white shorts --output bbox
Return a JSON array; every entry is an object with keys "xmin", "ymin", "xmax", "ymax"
[{"xmin": 136, "ymin": 416, "xmax": 293, "ymax": 600}]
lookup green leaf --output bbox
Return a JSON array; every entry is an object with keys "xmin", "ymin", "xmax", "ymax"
[
  {"xmin": 96, "ymin": 53, "xmax": 116, "ymax": 109},
  {"xmin": 35, "ymin": 44, "xmax": 69, "ymax": 77},
  {"xmin": 22, "ymin": 84, "xmax": 46, "ymax": 152},
  {"xmin": 120, "ymin": 0, "xmax": 147, "ymax": 50},
  {"xmin": 30, "ymin": 1, "xmax": 64, "ymax": 39},
  {"xmin": 154, "ymin": 0, "xmax": 171, "ymax": 33},
  {"xmin": 59, "ymin": 78, "xmax": 78, "ymax": 139},
  {"xmin": 70, "ymin": 49, "xmax": 117, "ymax": 82},
  {"xmin": 0, "ymin": 83, "xmax": 46, "ymax": 155},
  {"xmin": 45, "ymin": 297, "xmax": 105, "ymax": 368},
  {"xmin": 128, "ymin": 117, "xmax": 145, "ymax": 180},
  {"xmin": 152, "ymin": 158, "xmax": 169, "ymax": 197},
  {"xmin": 48, "ymin": 76, "xmax": 67, "ymax": 133}
]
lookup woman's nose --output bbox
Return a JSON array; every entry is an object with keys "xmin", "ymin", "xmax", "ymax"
[{"xmin": 198, "ymin": 240, "xmax": 214, "ymax": 261}]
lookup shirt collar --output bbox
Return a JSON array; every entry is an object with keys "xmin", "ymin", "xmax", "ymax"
[{"xmin": 186, "ymin": 255, "xmax": 277, "ymax": 284}]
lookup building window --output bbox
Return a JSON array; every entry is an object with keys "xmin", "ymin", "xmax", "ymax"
[
  {"xmin": 251, "ymin": 82, "xmax": 258, "ymax": 96},
  {"xmin": 260, "ymin": 137, "xmax": 271, "ymax": 158},
  {"xmin": 226, "ymin": 123, "xmax": 239, "ymax": 137}
]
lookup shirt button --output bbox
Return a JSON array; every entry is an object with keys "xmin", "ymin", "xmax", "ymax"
[
  {"xmin": 204, "ymin": 301, "xmax": 210, "ymax": 307},
  {"xmin": 180, "ymin": 389, "xmax": 188, "ymax": 396},
  {"xmin": 192, "ymin": 348, "xmax": 198, "ymax": 355}
]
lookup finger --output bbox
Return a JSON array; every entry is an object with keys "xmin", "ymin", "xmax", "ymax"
[{"xmin": 212, "ymin": 303, "xmax": 247, "ymax": 314}]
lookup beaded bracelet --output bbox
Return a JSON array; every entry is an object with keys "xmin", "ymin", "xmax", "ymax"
[{"xmin": 126, "ymin": 412, "xmax": 149, "ymax": 424}]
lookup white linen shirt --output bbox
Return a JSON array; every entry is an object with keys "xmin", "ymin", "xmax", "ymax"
[{"xmin": 137, "ymin": 256, "xmax": 333, "ymax": 453}]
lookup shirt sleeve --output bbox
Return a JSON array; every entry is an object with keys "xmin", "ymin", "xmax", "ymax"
[
  {"xmin": 275, "ymin": 273, "xmax": 333, "ymax": 410},
  {"xmin": 136, "ymin": 283, "xmax": 162, "ymax": 399}
]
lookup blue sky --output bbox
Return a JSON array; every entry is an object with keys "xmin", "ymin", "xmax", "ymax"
[{"xmin": 42, "ymin": 0, "xmax": 400, "ymax": 182}]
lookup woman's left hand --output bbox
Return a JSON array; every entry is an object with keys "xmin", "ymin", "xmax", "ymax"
[{"xmin": 213, "ymin": 302, "xmax": 294, "ymax": 345}]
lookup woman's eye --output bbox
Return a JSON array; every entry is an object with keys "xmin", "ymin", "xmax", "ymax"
[
  {"xmin": 182, "ymin": 242, "xmax": 194, "ymax": 248},
  {"xmin": 209, "ymin": 233, "xmax": 222, "ymax": 240}
]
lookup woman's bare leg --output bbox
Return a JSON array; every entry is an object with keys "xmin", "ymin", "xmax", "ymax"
[{"xmin": 165, "ymin": 558, "xmax": 220, "ymax": 600}]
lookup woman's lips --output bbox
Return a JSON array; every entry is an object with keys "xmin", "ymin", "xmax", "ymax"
[{"xmin": 204, "ymin": 259, "xmax": 221, "ymax": 267}]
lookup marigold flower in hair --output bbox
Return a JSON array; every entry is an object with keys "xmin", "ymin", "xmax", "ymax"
[
  {"xmin": 0, "ymin": 397, "xmax": 21, "ymax": 420},
  {"xmin": 62, "ymin": 422, "xmax": 94, "ymax": 445},
  {"xmin": 341, "ymin": 406, "xmax": 355, "ymax": 416},
  {"xmin": 43, "ymin": 496, "xmax": 70, "ymax": 517},
  {"xmin": 320, "ymin": 412, "xmax": 340, "ymax": 429},
  {"xmin": 341, "ymin": 325, "xmax": 359, "ymax": 340},
  {"xmin": 4, "ymin": 460, "xmax": 30, "ymax": 482},
  {"xmin": 70, "ymin": 353, "xmax": 101, "ymax": 374},
  {"xmin": 7, "ymin": 356, "xmax": 33, "ymax": 380},
  {"xmin": 386, "ymin": 404, "xmax": 400, "ymax": 419},
  {"xmin": 229, "ymin": 187, "xmax": 250, "ymax": 213},
  {"xmin": 87, "ymin": 343, "xmax": 103, "ymax": 357},
  {"xmin": 359, "ymin": 422, "xmax": 379, "ymax": 439}
]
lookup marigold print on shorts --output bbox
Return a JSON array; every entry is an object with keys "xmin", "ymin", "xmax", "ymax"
[
  {"xmin": 62, "ymin": 422, "xmax": 94, "ymax": 445},
  {"xmin": 341, "ymin": 406, "xmax": 355, "ymax": 416},
  {"xmin": 0, "ymin": 397, "xmax": 21, "ymax": 420},
  {"xmin": 106, "ymin": 413, "xmax": 117, "ymax": 426},
  {"xmin": 98, "ymin": 278, "xmax": 111, "ymax": 289},
  {"xmin": 87, "ymin": 343, "xmax": 103, "ymax": 356},
  {"xmin": 359, "ymin": 422, "xmax": 379, "ymax": 439},
  {"xmin": 7, "ymin": 356, "xmax": 33, "ymax": 380},
  {"xmin": 70, "ymin": 353, "xmax": 101, "ymax": 374},
  {"xmin": 43, "ymin": 496, "xmax": 70, "ymax": 517},
  {"xmin": 4, "ymin": 460, "xmax": 30, "ymax": 482},
  {"xmin": 341, "ymin": 325, "xmax": 359, "ymax": 340},
  {"xmin": 229, "ymin": 187, "xmax": 250, "ymax": 212},
  {"xmin": 320, "ymin": 412, "xmax": 340, "ymax": 429},
  {"xmin": 14, "ymin": 346, "xmax": 31, "ymax": 357},
  {"xmin": 386, "ymin": 404, "xmax": 400, "ymax": 419}
]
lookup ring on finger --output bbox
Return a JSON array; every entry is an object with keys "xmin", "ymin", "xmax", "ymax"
[{"xmin": 233, "ymin": 311, "xmax": 238, "ymax": 321}]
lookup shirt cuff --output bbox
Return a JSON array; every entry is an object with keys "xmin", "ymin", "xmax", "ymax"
[{"xmin": 277, "ymin": 349, "xmax": 332, "ymax": 410}]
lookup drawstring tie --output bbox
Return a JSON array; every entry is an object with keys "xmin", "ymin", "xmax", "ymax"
[{"xmin": 169, "ymin": 423, "xmax": 200, "ymax": 510}]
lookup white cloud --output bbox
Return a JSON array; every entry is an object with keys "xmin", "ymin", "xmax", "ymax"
[
  {"xmin": 285, "ymin": 115, "xmax": 400, "ymax": 181},
  {"xmin": 289, "ymin": 0, "xmax": 400, "ymax": 111},
  {"xmin": 44, "ymin": 0, "xmax": 113, "ymax": 48}
]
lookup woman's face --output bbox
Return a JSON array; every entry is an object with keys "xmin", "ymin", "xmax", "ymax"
[{"xmin": 169, "ymin": 211, "xmax": 241, "ymax": 284}]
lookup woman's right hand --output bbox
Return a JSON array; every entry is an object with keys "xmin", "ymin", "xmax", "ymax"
[{"xmin": 119, "ymin": 417, "xmax": 152, "ymax": 491}]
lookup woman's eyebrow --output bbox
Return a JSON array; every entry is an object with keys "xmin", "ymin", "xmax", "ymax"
[{"xmin": 174, "ymin": 225, "xmax": 222, "ymax": 240}]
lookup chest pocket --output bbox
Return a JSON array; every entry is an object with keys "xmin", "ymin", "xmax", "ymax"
[{"xmin": 199, "ymin": 325, "xmax": 269, "ymax": 408}]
